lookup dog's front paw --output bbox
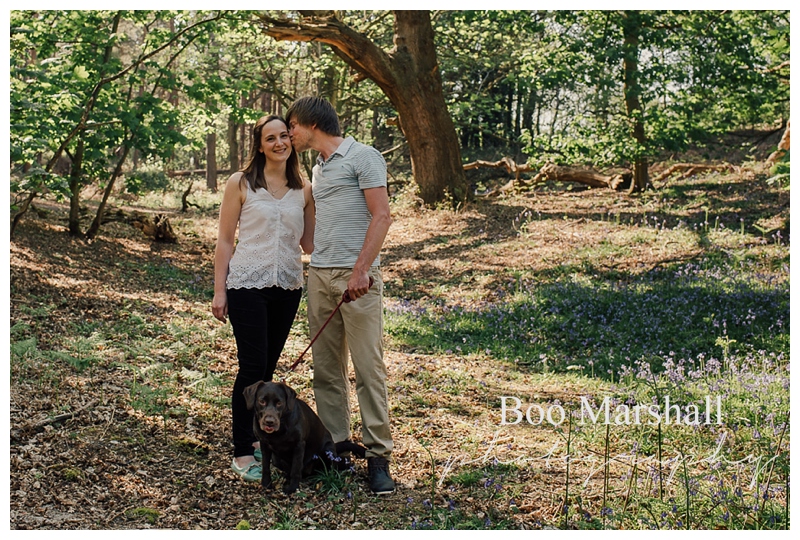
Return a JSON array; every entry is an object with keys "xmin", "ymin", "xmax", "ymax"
[
  {"xmin": 282, "ymin": 480, "xmax": 300, "ymax": 495},
  {"xmin": 261, "ymin": 473, "xmax": 274, "ymax": 491}
]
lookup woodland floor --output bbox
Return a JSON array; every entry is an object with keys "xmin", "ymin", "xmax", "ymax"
[{"xmin": 8, "ymin": 147, "xmax": 790, "ymax": 530}]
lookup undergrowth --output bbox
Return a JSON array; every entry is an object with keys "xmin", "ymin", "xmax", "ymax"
[{"xmin": 9, "ymin": 170, "xmax": 789, "ymax": 530}]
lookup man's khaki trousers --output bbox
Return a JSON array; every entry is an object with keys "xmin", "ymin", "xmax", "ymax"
[{"xmin": 307, "ymin": 266, "xmax": 393, "ymax": 459}]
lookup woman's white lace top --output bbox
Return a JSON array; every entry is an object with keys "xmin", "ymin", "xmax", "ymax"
[{"xmin": 226, "ymin": 186, "xmax": 305, "ymax": 290}]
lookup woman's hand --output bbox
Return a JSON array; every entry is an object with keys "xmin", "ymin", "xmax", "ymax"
[{"xmin": 212, "ymin": 291, "xmax": 228, "ymax": 323}]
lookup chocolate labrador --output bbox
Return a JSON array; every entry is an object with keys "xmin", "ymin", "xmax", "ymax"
[{"xmin": 243, "ymin": 380, "xmax": 366, "ymax": 494}]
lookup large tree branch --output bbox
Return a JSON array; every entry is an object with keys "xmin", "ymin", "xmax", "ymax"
[
  {"xmin": 256, "ymin": 10, "xmax": 467, "ymax": 206},
  {"xmin": 257, "ymin": 13, "xmax": 399, "ymax": 95}
]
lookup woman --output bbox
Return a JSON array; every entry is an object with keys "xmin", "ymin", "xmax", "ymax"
[{"xmin": 212, "ymin": 115, "xmax": 314, "ymax": 482}]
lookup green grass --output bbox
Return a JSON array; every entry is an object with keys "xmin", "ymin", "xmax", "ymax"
[
  {"xmin": 273, "ymin": 507, "xmax": 304, "ymax": 529},
  {"xmin": 126, "ymin": 507, "xmax": 160, "ymax": 524},
  {"xmin": 412, "ymin": 341, "xmax": 789, "ymax": 530},
  {"xmin": 383, "ymin": 193, "xmax": 788, "ymax": 529},
  {"xmin": 385, "ymin": 253, "xmax": 788, "ymax": 377},
  {"xmin": 308, "ymin": 460, "xmax": 354, "ymax": 497}
]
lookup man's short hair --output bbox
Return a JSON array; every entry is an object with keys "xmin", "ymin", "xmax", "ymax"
[{"xmin": 286, "ymin": 96, "xmax": 342, "ymax": 137}]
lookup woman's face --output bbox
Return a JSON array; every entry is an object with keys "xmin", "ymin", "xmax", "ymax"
[{"xmin": 260, "ymin": 119, "xmax": 292, "ymax": 164}]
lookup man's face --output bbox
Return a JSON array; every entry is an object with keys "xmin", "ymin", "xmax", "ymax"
[{"xmin": 288, "ymin": 120, "xmax": 313, "ymax": 153}]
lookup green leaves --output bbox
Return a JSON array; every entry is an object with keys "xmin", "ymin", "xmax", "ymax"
[
  {"xmin": 72, "ymin": 65, "xmax": 90, "ymax": 80},
  {"xmin": 434, "ymin": 10, "xmax": 790, "ymax": 170}
]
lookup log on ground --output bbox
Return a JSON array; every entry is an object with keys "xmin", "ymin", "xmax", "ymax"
[
  {"xmin": 464, "ymin": 159, "xmax": 631, "ymax": 194},
  {"xmin": 651, "ymin": 163, "xmax": 736, "ymax": 184}
]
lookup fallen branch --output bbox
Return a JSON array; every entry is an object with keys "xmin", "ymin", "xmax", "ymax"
[
  {"xmin": 465, "ymin": 158, "xmax": 631, "ymax": 195},
  {"xmin": 531, "ymin": 163, "xmax": 631, "ymax": 190},
  {"xmin": 167, "ymin": 169, "xmax": 231, "ymax": 178},
  {"xmin": 651, "ymin": 163, "xmax": 736, "ymax": 184},
  {"xmin": 464, "ymin": 157, "xmax": 535, "ymax": 197},
  {"xmin": 100, "ymin": 207, "xmax": 179, "ymax": 242},
  {"xmin": 463, "ymin": 156, "xmax": 535, "ymax": 181},
  {"xmin": 132, "ymin": 213, "xmax": 178, "ymax": 243},
  {"xmin": 26, "ymin": 399, "xmax": 98, "ymax": 432}
]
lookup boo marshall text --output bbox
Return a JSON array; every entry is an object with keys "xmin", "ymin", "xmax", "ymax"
[{"xmin": 499, "ymin": 395, "xmax": 724, "ymax": 427}]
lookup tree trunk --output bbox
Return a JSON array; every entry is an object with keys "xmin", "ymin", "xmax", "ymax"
[
  {"xmin": 258, "ymin": 10, "xmax": 468, "ymax": 207},
  {"xmin": 622, "ymin": 11, "xmax": 649, "ymax": 192},
  {"xmin": 206, "ymin": 131, "xmax": 217, "ymax": 192},
  {"xmin": 240, "ymin": 94, "xmax": 248, "ymax": 166},
  {"xmin": 86, "ymin": 143, "xmax": 131, "ymax": 240},
  {"xmin": 522, "ymin": 86, "xmax": 537, "ymax": 144},
  {"xmin": 68, "ymin": 13, "xmax": 120, "ymax": 238},
  {"xmin": 68, "ymin": 138, "xmax": 85, "ymax": 237},
  {"xmin": 227, "ymin": 115, "xmax": 239, "ymax": 173},
  {"xmin": 548, "ymin": 93, "xmax": 561, "ymax": 145},
  {"xmin": 514, "ymin": 80, "xmax": 523, "ymax": 156}
]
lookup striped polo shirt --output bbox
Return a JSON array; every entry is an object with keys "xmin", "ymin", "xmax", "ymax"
[{"xmin": 310, "ymin": 136, "xmax": 387, "ymax": 268}]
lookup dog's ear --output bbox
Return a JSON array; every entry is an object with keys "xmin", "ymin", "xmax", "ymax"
[
  {"xmin": 243, "ymin": 381, "xmax": 265, "ymax": 410},
  {"xmin": 282, "ymin": 383, "xmax": 297, "ymax": 411}
]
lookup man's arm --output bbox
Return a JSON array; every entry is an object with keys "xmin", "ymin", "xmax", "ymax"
[{"xmin": 347, "ymin": 186, "xmax": 392, "ymax": 300}]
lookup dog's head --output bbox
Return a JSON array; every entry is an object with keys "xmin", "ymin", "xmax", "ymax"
[{"xmin": 243, "ymin": 381, "xmax": 297, "ymax": 434}]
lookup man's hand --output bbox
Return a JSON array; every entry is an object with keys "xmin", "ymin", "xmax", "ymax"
[{"xmin": 346, "ymin": 271, "xmax": 373, "ymax": 301}]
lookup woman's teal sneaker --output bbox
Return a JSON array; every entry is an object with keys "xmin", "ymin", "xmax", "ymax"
[{"xmin": 231, "ymin": 458, "xmax": 262, "ymax": 482}]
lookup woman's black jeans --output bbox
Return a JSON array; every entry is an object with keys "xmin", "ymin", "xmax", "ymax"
[{"xmin": 227, "ymin": 286, "xmax": 302, "ymax": 458}]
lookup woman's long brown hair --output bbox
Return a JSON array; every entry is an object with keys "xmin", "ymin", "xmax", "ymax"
[{"xmin": 240, "ymin": 115, "xmax": 304, "ymax": 192}]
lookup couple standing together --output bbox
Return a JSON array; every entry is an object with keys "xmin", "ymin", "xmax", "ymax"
[{"xmin": 211, "ymin": 97, "xmax": 395, "ymax": 495}]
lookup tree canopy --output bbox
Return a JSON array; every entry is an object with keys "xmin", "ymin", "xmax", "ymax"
[{"xmin": 9, "ymin": 10, "xmax": 789, "ymax": 235}]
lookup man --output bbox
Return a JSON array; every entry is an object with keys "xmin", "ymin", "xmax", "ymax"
[{"xmin": 286, "ymin": 96, "xmax": 395, "ymax": 495}]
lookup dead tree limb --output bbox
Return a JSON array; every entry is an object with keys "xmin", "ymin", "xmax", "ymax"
[
  {"xmin": 26, "ymin": 400, "xmax": 99, "ymax": 432},
  {"xmin": 181, "ymin": 178, "xmax": 201, "ymax": 212},
  {"xmin": 532, "ymin": 163, "xmax": 630, "ymax": 190},
  {"xmin": 168, "ymin": 169, "xmax": 231, "ymax": 178},
  {"xmin": 651, "ymin": 163, "xmax": 736, "ymax": 184},
  {"xmin": 465, "ymin": 159, "xmax": 631, "ymax": 195},
  {"xmin": 381, "ymin": 141, "xmax": 407, "ymax": 156},
  {"xmin": 132, "ymin": 213, "xmax": 178, "ymax": 243}
]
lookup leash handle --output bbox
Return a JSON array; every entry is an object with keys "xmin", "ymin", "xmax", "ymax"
[
  {"xmin": 342, "ymin": 276, "xmax": 374, "ymax": 303},
  {"xmin": 286, "ymin": 276, "xmax": 375, "ymax": 374}
]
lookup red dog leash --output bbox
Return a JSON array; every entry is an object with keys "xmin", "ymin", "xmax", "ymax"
[{"xmin": 285, "ymin": 277, "xmax": 374, "ymax": 374}]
